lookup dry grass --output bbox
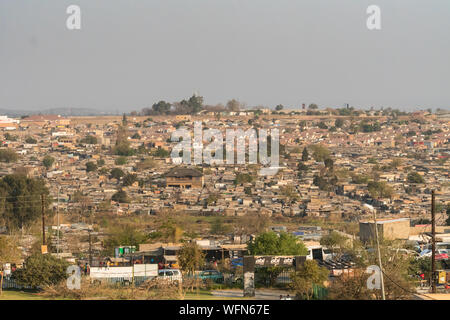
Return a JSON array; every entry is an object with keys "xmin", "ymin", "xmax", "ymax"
[{"xmin": 39, "ymin": 277, "xmax": 208, "ymax": 300}]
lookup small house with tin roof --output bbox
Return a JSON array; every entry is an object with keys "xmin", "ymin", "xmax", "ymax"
[{"xmin": 165, "ymin": 167, "xmax": 204, "ymax": 189}]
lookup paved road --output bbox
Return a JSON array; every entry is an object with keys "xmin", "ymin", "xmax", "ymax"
[{"xmin": 211, "ymin": 289, "xmax": 295, "ymax": 300}]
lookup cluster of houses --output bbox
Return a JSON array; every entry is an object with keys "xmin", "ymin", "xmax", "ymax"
[{"xmin": 0, "ymin": 110, "xmax": 449, "ymax": 268}]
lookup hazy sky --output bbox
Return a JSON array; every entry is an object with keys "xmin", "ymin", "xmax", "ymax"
[{"xmin": 1, "ymin": 0, "xmax": 449, "ymax": 112}]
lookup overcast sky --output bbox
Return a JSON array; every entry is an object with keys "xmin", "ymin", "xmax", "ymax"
[{"xmin": 0, "ymin": 0, "xmax": 449, "ymax": 112}]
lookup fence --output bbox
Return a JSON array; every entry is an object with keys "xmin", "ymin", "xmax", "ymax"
[
  {"xmin": 1, "ymin": 275, "xmax": 154, "ymax": 290},
  {"xmin": 91, "ymin": 276, "xmax": 153, "ymax": 286},
  {"xmin": 312, "ymin": 284, "xmax": 329, "ymax": 300},
  {"xmin": 254, "ymin": 268, "xmax": 293, "ymax": 287},
  {"xmin": 254, "ymin": 269, "xmax": 329, "ymax": 299},
  {"xmin": 1, "ymin": 276, "xmax": 34, "ymax": 290}
]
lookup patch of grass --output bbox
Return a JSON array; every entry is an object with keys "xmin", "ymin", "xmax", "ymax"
[
  {"xmin": 0, "ymin": 290, "xmax": 53, "ymax": 300},
  {"xmin": 185, "ymin": 289, "xmax": 249, "ymax": 300}
]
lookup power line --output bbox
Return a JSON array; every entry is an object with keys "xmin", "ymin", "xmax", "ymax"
[{"xmin": 381, "ymin": 269, "xmax": 418, "ymax": 296}]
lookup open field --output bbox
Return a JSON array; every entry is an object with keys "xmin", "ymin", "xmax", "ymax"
[
  {"xmin": 0, "ymin": 290, "xmax": 54, "ymax": 300},
  {"xmin": 0, "ymin": 289, "xmax": 248, "ymax": 301}
]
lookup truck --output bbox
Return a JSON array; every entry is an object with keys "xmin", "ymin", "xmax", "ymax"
[{"xmin": 89, "ymin": 264, "xmax": 158, "ymax": 286}]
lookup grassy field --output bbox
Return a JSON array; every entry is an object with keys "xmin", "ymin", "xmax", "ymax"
[
  {"xmin": 0, "ymin": 289, "xmax": 247, "ymax": 300},
  {"xmin": 0, "ymin": 290, "xmax": 52, "ymax": 300}
]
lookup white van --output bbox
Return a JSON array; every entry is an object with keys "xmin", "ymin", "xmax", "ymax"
[{"xmin": 157, "ymin": 269, "xmax": 183, "ymax": 284}]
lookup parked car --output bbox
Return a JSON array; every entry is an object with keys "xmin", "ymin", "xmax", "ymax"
[
  {"xmin": 157, "ymin": 269, "xmax": 182, "ymax": 284},
  {"xmin": 419, "ymin": 249, "xmax": 448, "ymax": 260},
  {"xmin": 392, "ymin": 248, "xmax": 420, "ymax": 257},
  {"xmin": 198, "ymin": 270, "xmax": 224, "ymax": 283}
]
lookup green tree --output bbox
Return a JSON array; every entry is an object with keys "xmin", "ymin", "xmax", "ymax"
[
  {"xmin": 318, "ymin": 122, "xmax": 328, "ymax": 129},
  {"xmin": 301, "ymin": 147, "xmax": 309, "ymax": 162},
  {"xmin": 226, "ymin": 99, "xmax": 241, "ymax": 112},
  {"xmin": 187, "ymin": 94, "xmax": 204, "ymax": 114},
  {"xmin": 25, "ymin": 137, "xmax": 37, "ymax": 144},
  {"xmin": 368, "ymin": 181, "xmax": 394, "ymax": 199},
  {"xmin": 111, "ymin": 190, "xmax": 129, "ymax": 203},
  {"xmin": 351, "ymin": 173, "xmax": 370, "ymax": 184},
  {"xmin": 290, "ymin": 260, "xmax": 329, "ymax": 300},
  {"xmin": 0, "ymin": 175, "xmax": 51, "ymax": 229},
  {"xmin": 110, "ymin": 168, "xmax": 125, "ymax": 181},
  {"xmin": 324, "ymin": 158, "xmax": 334, "ymax": 170},
  {"xmin": 177, "ymin": 242, "xmax": 205, "ymax": 275},
  {"xmin": 248, "ymin": 232, "xmax": 308, "ymax": 256},
  {"xmin": 308, "ymin": 144, "xmax": 330, "ymax": 162},
  {"xmin": 151, "ymin": 148, "xmax": 170, "ymax": 158},
  {"xmin": 248, "ymin": 232, "xmax": 308, "ymax": 286},
  {"xmin": 206, "ymin": 193, "xmax": 219, "ymax": 206},
  {"xmin": 234, "ymin": 173, "xmax": 254, "ymax": 185},
  {"xmin": 0, "ymin": 149, "xmax": 18, "ymax": 163},
  {"xmin": 390, "ymin": 158, "xmax": 403, "ymax": 169},
  {"xmin": 86, "ymin": 161, "xmax": 98, "ymax": 172},
  {"xmin": 0, "ymin": 236, "xmax": 21, "ymax": 264},
  {"xmin": 327, "ymin": 270, "xmax": 372, "ymax": 300},
  {"xmin": 4, "ymin": 133, "xmax": 17, "ymax": 141},
  {"xmin": 13, "ymin": 254, "xmax": 69, "ymax": 289},
  {"xmin": 103, "ymin": 225, "xmax": 149, "ymax": 255},
  {"xmin": 446, "ymin": 204, "xmax": 450, "ymax": 226},
  {"xmin": 42, "ymin": 155, "xmax": 55, "ymax": 170},
  {"xmin": 122, "ymin": 173, "xmax": 137, "ymax": 186},
  {"xmin": 152, "ymin": 100, "xmax": 172, "ymax": 114},
  {"xmin": 280, "ymin": 185, "xmax": 299, "ymax": 202},
  {"xmin": 275, "ymin": 104, "xmax": 284, "ymax": 111},
  {"xmin": 335, "ymin": 118, "xmax": 344, "ymax": 128},
  {"xmin": 80, "ymin": 135, "xmax": 98, "ymax": 144},
  {"xmin": 320, "ymin": 231, "xmax": 350, "ymax": 259},
  {"xmin": 407, "ymin": 172, "xmax": 425, "ymax": 184},
  {"xmin": 115, "ymin": 156, "xmax": 127, "ymax": 165},
  {"xmin": 113, "ymin": 142, "xmax": 135, "ymax": 156}
]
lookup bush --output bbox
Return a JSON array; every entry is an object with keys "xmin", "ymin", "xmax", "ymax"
[
  {"xmin": 13, "ymin": 254, "xmax": 70, "ymax": 289},
  {"xmin": 86, "ymin": 161, "xmax": 98, "ymax": 172},
  {"xmin": 115, "ymin": 156, "xmax": 127, "ymax": 165},
  {"xmin": 42, "ymin": 155, "xmax": 55, "ymax": 169},
  {"xmin": 25, "ymin": 137, "xmax": 37, "ymax": 144},
  {"xmin": 0, "ymin": 149, "xmax": 18, "ymax": 163}
]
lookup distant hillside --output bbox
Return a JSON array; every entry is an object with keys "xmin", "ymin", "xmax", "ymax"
[{"xmin": 0, "ymin": 108, "xmax": 118, "ymax": 117}]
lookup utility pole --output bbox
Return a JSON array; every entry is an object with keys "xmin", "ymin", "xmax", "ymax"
[
  {"xmin": 131, "ymin": 253, "xmax": 135, "ymax": 285},
  {"xmin": 372, "ymin": 208, "xmax": 386, "ymax": 300},
  {"xmin": 431, "ymin": 190, "xmax": 436, "ymax": 293},
  {"xmin": 41, "ymin": 194, "xmax": 46, "ymax": 246},
  {"xmin": 88, "ymin": 230, "xmax": 92, "ymax": 267},
  {"xmin": 364, "ymin": 203, "xmax": 385, "ymax": 300},
  {"xmin": 57, "ymin": 186, "xmax": 60, "ymax": 254}
]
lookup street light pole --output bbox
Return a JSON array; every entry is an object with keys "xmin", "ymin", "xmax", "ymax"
[
  {"xmin": 41, "ymin": 194, "xmax": 46, "ymax": 246},
  {"xmin": 431, "ymin": 190, "xmax": 436, "ymax": 294},
  {"xmin": 88, "ymin": 230, "xmax": 92, "ymax": 267},
  {"xmin": 372, "ymin": 208, "xmax": 386, "ymax": 300},
  {"xmin": 57, "ymin": 186, "xmax": 60, "ymax": 255},
  {"xmin": 364, "ymin": 203, "xmax": 386, "ymax": 300}
]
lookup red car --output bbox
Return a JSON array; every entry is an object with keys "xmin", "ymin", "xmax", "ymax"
[{"xmin": 435, "ymin": 251, "xmax": 449, "ymax": 260}]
